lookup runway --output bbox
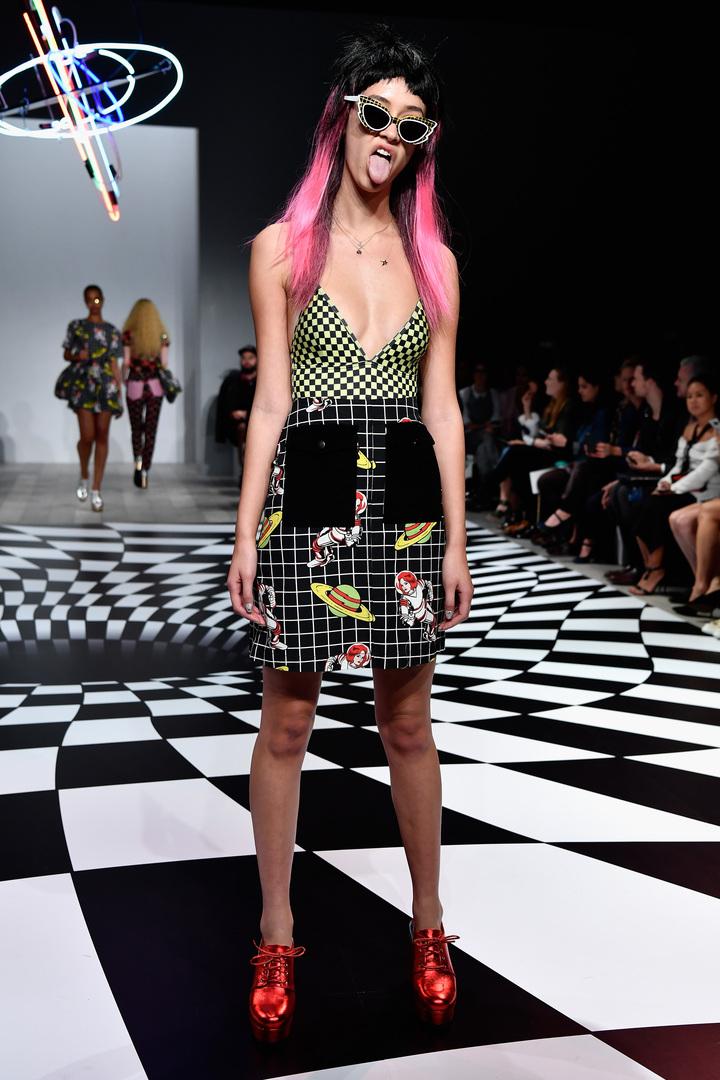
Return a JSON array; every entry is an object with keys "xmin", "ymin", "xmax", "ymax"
[{"xmin": 2, "ymin": 518, "xmax": 719, "ymax": 1079}]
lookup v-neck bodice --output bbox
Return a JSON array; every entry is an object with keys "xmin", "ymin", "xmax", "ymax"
[{"xmin": 290, "ymin": 285, "xmax": 430, "ymax": 400}]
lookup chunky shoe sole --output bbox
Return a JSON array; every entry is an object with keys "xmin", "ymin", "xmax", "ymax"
[
  {"xmin": 249, "ymin": 1011, "xmax": 294, "ymax": 1043},
  {"xmin": 414, "ymin": 995, "xmax": 456, "ymax": 1026}
]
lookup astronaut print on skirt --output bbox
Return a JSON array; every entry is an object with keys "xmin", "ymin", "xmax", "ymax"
[{"xmin": 248, "ymin": 395, "xmax": 447, "ymax": 672}]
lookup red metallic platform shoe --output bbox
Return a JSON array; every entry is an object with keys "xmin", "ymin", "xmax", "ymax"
[
  {"xmin": 409, "ymin": 919, "xmax": 460, "ymax": 1025},
  {"xmin": 248, "ymin": 937, "xmax": 306, "ymax": 1043}
]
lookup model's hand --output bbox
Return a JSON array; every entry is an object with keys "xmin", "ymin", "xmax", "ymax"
[
  {"xmin": 226, "ymin": 540, "xmax": 265, "ymax": 625},
  {"xmin": 548, "ymin": 432, "xmax": 567, "ymax": 448},
  {"xmin": 438, "ymin": 547, "xmax": 474, "ymax": 632}
]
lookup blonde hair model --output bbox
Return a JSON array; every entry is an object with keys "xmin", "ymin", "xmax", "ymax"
[
  {"xmin": 122, "ymin": 298, "xmax": 170, "ymax": 490},
  {"xmin": 123, "ymin": 298, "xmax": 168, "ymax": 359}
]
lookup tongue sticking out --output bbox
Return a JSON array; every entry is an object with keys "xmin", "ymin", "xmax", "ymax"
[{"xmin": 368, "ymin": 151, "xmax": 392, "ymax": 184}]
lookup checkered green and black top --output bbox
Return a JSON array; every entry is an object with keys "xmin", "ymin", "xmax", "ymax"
[{"xmin": 290, "ymin": 286, "xmax": 430, "ymax": 399}]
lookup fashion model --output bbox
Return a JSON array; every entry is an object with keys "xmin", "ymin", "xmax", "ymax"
[
  {"xmin": 58, "ymin": 284, "xmax": 123, "ymax": 512},
  {"xmin": 226, "ymin": 24, "xmax": 472, "ymax": 1043},
  {"xmin": 122, "ymin": 299, "xmax": 170, "ymax": 489}
]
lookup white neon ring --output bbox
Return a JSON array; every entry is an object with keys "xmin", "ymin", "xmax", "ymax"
[
  {"xmin": 0, "ymin": 42, "xmax": 183, "ymax": 138},
  {"xmin": 93, "ymin": 50, "xmax": 136, "ymax": 115}
]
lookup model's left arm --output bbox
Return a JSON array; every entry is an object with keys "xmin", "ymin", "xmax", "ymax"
[
  {"xmin": 420, "ymin": 247, "xmax": 474, "ymax": 633},
  {"xmin": 159, "ymin": 332, "xmax": 170, "ymax": 369}
]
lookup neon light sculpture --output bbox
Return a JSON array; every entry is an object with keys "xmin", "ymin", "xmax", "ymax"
[{"xmin": 0, "ymin": 1, "xmax": 183, "ymax": 221}]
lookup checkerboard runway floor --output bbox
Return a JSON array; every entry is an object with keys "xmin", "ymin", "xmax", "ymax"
[{"xmin": 2, "ymin": 520, "xmax": 720, "ymax": 1079}]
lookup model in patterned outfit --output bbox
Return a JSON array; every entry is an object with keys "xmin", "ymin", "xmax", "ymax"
[
  {"xmin": 225, "ymin": 24, "xmax": 473, "ymax": 1043},
  {"xmin": 122, "ymin": 299, "xmax": 170, "ymax": 489},
  {"xmin": 58, "ymin": 284, "xmax": 123, "ymax": 512}
]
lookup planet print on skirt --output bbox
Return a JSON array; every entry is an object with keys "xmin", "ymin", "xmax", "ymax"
[{"xmin": 248, "ymin": 395, "xmax": 447, "ymax": 672}]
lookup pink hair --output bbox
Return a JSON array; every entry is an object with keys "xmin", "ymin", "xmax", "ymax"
[{"xmin": 257, "ymin": 87, "xmax": 453, "ymax": 332}]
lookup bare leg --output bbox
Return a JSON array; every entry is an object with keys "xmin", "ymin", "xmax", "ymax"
[
  {"xmin": 250, "ymin": 667, "xmax": 322, "ymax": 945},
  {"xmin": 76, "ymin": 410, "xmax": 94, "ymax": 477},
  {"xmin": 696, "ymin": 501, "xmax": 720, "ymax": 596},
  {"xmin": 669, "ymin": 503, "xmax": 701, "ymax": 577},
  {"xmin": 631, "ymin": 539, "xmax": 665, "ymax": 594},
  {"xmin": 498, "ymin": 477, "xmax": 512, "ymax": 507},
  {"xmin": 544, "ymin": 508, "xmax": 571, "ymax": 526},
  {"xmin": 374, "ymin": 661, "xmax": 444, "ymax": 930},
  {"xmin": 92, "ymin": 412, "xmax": 111, "ymax": 490},
  {"xmin": 634, "ymin": 536, "xmax": 651, "ymax": 572}
]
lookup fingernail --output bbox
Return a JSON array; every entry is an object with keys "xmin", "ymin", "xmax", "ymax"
[
  {"xmin": 444, "ymin": 610, "xmax": 453, "ymax": 618},
  {"xmin": 245, "ymin": 603, "xmax": 253, "ymax": 613}
]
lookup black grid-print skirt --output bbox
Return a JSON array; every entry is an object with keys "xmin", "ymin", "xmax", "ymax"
[{"xmin": 248, "ymin": 396, "xmax": 447, "ymax": 672}]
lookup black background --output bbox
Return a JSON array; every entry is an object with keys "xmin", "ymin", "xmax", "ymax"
[{"xmin": 1, "ymin": 1, "xmax": 716, "ymax": 383}]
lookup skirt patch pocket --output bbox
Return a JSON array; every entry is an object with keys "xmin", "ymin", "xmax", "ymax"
[
  {"xmin": 282, "ymin": 421, "xmax": 359, "ymax": 528},
  {"xmin": 383, "ymin": 420, "xmax": 443, "ymax": 524}
]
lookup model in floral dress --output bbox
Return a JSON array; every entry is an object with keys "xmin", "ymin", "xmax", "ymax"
[{"xmin": 57, "ymin": 285, "xmax": 123, "ymax": 512}]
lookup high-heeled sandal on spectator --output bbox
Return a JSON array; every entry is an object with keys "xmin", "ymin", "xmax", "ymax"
[
  {"xmin": 689, "ymin": 588, "xmax": 720, "ymax": 612},
  {"xmin": 536, "ymin": 511, "xmax": 574, "ymax": 540},
  {"xmin": 574, "ymin": 539, "xmax": 593, "ymax": 563},
  {"xmin": 630, "ymin": 565, "xmax": 667, "ymax": 596}
]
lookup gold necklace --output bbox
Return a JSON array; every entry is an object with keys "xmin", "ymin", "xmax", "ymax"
[{"xmin": 332, "ymin": 214, "xmax": 394, "ymax": 255}]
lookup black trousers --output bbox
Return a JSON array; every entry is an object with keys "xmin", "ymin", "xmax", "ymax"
[
  {"xmin": 584, "ymin": 482, "xmax": 653, "ymax": 568},
  {"xmin": 636, "ymin": 492, "xmax": 695, "ymax": 551},
  {"xmin": 494, "ymin": 445, "xmax": 557, "ymax": 517},
  {"xmin": 561, "ymin": 459, "xmax": 619, "ymax": 514},
  {"xmin": 537, "ymin": 458, "xmax": 620, "ymax": 534}
]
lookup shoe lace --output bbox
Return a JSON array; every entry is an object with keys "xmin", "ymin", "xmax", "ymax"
[
  {"xmin": 413, "ymin": 931, "xmax": 460, "ymax": 970},
  {"xmin": 250, "ymin": 940, "xmax": 306, "ymax": 987}
]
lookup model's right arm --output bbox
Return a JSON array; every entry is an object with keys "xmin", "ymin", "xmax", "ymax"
[
  {"xmin": 226, "ymin": 223, "xmax": 293, "ymax": 624},
  {"xmin": 63, "ymin": 320, "xmax": 77, "ymax": 362}
]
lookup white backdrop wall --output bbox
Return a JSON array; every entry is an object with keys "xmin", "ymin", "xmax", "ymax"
[{"xmin": 0, "ymin": 123, "xmax": 198, "ymax": 464}]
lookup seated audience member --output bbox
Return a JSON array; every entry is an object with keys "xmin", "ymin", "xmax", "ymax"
[
  {"xmin": 459, "ymin": 362, "xmax": 501, "ymax": 506},
  {"xmin": 492, "ymin": 375, "xmax": 542, "ymax": 516},
  {"xmin": 675, "ymin": 354, "xmax": 712, "ymax": 400},
  {"xmin": 493, "ymin": 366, "xmax": 575, "ymax": 534},
  {"xmin": 594, "ymin": 359, "xmax": 680, "ymax": 585},
  {"xmin": 671, "ymin": 497, "xmax": 720, "ymax": 611},
  {"xmin": 509, "ymin": 375, "xmax": 544, "ymax": 445},
  {"xmin": 628, "ymin": 374, "xmax": 720, "ymax": 596},
  {"xmin": 533, "ymin": 366, "xmax": 614, "ymax": 542},
  {"xmin": 669, "ymin": 424, "xmax": 720, "ymax": 610},
  {"xmin": 535, "ymin": 359, "xmax": 641, "ymax": 559},
  {"xmin": 496, "ymin": 364, "xmax": 532, "ymax": 440}
]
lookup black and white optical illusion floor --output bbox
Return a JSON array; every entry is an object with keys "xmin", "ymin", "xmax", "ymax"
[{"xmin": 2, "ymin": 520, "xmax": 720, "ymax": 1079}]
